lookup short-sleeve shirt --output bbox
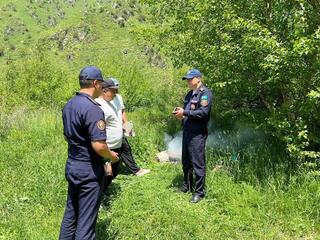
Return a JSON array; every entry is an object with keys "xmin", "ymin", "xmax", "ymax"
[
  {"xmin": 95, "ymin": 95, "xmax": 124, "ymax": 149},
  {"xmin": 110, "ymin": 94, "xmax": 125, "ymax": 119},
  {"xmin": 62, "ymin": 92, "xmax": 107, "ymax": 164}
]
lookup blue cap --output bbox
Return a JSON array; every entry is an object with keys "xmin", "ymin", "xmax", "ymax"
[
  {"xmin": 79, "ymin": 66, "xmax": 104, "ymax": 81},
  {"xmin": 182, "ymin": 69, "xmax": 202, "ymax": 80}
]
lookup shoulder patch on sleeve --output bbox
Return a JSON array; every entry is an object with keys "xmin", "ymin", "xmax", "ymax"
[
  {"xmin": 200, "ymin": 95, "xmax": 209, "ymax": 106},
  {"xmin": 97, "ymin": 120, "xmax": 106, "ymax": 130},
  {"xmin": 200, "ymin": 100, "xmax": 208, "ymax": 107},
  {"xmin": 201, "ymin": 95, "xmax": 208, "ymax": 100}
]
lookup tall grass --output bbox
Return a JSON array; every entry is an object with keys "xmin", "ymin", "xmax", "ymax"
[
  {"xmin": 205, "ymin": 123, "xmax": 301, "ymax": 186},
  {"xmin": 0, "ymin": 110, "xmax": 65, "ymax": 239},
  {"xmin": 1, "ymin": 109, "xmax": 319, "ymax": 239}
]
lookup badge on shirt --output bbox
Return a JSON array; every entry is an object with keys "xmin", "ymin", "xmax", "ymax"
[
  {"xmin": 200, "ymin": 95, "xmax": 208, "ymax": 107},
  {"xmin": 97, "ymin": 120, "xmax": 106, "ymax": 130},
  {"xmin": 190, "ymin": 100, "xmax": 198, "ymax": 110}
]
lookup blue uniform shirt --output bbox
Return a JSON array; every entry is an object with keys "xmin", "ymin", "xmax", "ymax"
[
  {"xmin": 183, "ymin": 84, "xmax": 213, "ymax": 132},
  {"xmin": 62, "ymin": 92, "xmax": 106, "ymax": 164}
]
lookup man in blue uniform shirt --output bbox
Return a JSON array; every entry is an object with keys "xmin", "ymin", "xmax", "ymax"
[
  {"xmin": 174, "ymin": 69, "xmax": 213, "ymax": 203},
  {"xmin": 59, "ymin": 66, "xmax": 119, "ymax": 240}
]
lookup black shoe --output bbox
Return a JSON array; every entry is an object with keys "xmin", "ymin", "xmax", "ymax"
[
  {"xmin": 180, "ymin": 185, "xmax": 190, "ymax": 193},
  {"xmin": 190, "ymin": 194, "xmax": 203, "ymax": 203}
]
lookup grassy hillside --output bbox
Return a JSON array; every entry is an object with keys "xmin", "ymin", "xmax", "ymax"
[
  {"xmin": 0, "ymin": 0, "xmax": 319, "ymax": 239},
  {"xmin": 0, "ymin": 0, "xmax": 184, "ymax": 111},
  {"xmin": 0, "ymin": 0, "xmax": 147, "ymax": 60},
  {"xmin": 1, "ymin": 110, "xmax": 319, "ymax": 239}
]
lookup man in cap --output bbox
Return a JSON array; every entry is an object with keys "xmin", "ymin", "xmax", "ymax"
[
  {"xmin": 59, "ymin": 66, "xmax": 119, "ymax": 240},
  {"xmin": 173, "ymin": 69, "xmax": 213, "ymax": 203},
  {"xmin": 96, "ymin": 78, "xmax": 150, "ymax": 185},
  {"xmin": 95, "ymin": 79, "xmax": 123, "ymax": 191},
  {"xmin": 109, "ymin": 78, "xmax": 150, "ymax": 177}
]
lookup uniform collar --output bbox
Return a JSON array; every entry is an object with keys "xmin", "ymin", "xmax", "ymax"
[
  {"xmin": 76, "ymin": 92, "xmax": 101, "ymax": 106},
  {"xmin": 192, "ymin": 83, "xmax": 204, "ymax": 97}
]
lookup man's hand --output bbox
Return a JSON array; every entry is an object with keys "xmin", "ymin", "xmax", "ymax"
[
  {"xmin": 109, "ymin": 151, "xmax": 119, "ymax": 163},
  {"xmin": 104, "ymin": 163, "xmax": 113, "ymax": 176},
  {"xmin": 91, "ymin": 141, "xmax": 119, "ymax": 162},
  {"xmin": 174, "ymin": 107, "xmax": 184, "ymax": 120}
]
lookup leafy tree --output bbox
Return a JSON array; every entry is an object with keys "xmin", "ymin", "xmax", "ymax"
[{"xmin": 137, "ymin": 0, "xmax": 320, "ymax": 166}]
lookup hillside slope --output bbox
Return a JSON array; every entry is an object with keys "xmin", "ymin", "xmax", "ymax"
[{"xmin": 0, "ymin": 0, "xmax": 181, "ymax": 112}]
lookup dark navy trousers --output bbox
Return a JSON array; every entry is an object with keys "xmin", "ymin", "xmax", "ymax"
[
  {"xmin": 59, "ymin": 162, "xmax": 104, "ymax": 240},
  {"xmin": 182, "ymin": 129, "xmax": 207, "ymax": 197}
]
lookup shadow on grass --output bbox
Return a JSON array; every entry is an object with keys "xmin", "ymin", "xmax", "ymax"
[
  {"xmin": 101, "ymin": 182, "xmax": 122, "ymax": 210},
  {"xmin": 170, "ymin": 173, "xmax": 184, "ymax": 190},
  {"xmin": 96, "ymin": 219, "xmax": 118, "ymax": 240},
  {"xmin": 96, "ymin": 182, "xmax": 122, "ymax": 240}
]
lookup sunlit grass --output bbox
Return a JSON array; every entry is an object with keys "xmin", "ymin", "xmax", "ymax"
[{"xmin": 1, "ymin": 110, "xmax": 319, "ymax": 239}]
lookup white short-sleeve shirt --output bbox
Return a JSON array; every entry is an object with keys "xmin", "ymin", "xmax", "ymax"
[
  {"xmin": 95, "ymin": 96, "xmax": 124, "ymax": 149},
  {"xmin": 109, "ymin": 94, "xmax": 125, "ymax": 119}
]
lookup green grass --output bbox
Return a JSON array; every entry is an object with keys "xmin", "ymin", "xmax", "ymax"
[
  {"xmin": 101, "ymin": 165, "xmax": 319, "ymax": 240},
  {"xmin": 0, "ymin": 0, "xmax": 149, "ymax": 65},
  {"xmin": 0, "ymin": 0, "xmax": 183, "ymax": 111},
  {"xmin": 0, "ymin": 110, "xmax": 65, "ymax": 239},
  {"xmin": 0, "ymin": 1, "xmax": 319, "ymax": 239},
  {"xmin": 0, "ymin": 110, "xmax": 319, "ymax": 239}
]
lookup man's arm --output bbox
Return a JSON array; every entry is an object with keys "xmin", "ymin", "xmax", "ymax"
[
  {"xmin": 122, "ymin": 110, "xmax": 128, "ymax": 125},
  {"xmin": 91, "ymin": 140, "xmax": 119, "ymax": 163}
]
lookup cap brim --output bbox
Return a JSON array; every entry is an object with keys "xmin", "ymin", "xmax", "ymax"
[{"xmin": 182, "ymin": 74, "xmax": 194, "ymax": 80}]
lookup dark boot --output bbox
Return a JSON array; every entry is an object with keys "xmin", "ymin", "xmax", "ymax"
[{"xmin": 190, "ymin": 194, "xmax": 204, "ymax": 203}]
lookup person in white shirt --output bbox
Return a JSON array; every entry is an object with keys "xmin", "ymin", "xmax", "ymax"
[
  {"xmin": 95, "ymin": 79, "xmax": 122, "ymax": 192},
  {"xmin": 110, "ymin": 78, "xmax": 150, "ymax": 177},
  {"xmin": 96, "ymin": 79, "xmax": 150, "ymax": 193}
]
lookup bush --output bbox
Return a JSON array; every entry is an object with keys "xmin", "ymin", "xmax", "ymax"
[
  {"xmin": 137, "ymin": 0, "xmax": 320, "ymax": 174},
  {"xmin": 4, "ymin": 49, "xmax": 75, "ymax": 109}
]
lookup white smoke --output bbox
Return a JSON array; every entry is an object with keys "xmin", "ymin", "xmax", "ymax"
[
  {"xmin": 165, "ymin": 132, "xmax": 182, "ymax": 153},
  {"xmin": 164, "ymin": 132, "xmax": 183, "ymax": 161},
  {"xmin": 162, "ymin": 127, "xmax": 265, "ymax": 162}
]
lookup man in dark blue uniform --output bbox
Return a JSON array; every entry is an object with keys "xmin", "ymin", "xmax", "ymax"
[
  {"xmin": 174, "ymin": 69, "xmax": 213, "ymax": 203},
  {"xmin": 59, "ymin": 66, "xmax": 119, "ymax": 240}
]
